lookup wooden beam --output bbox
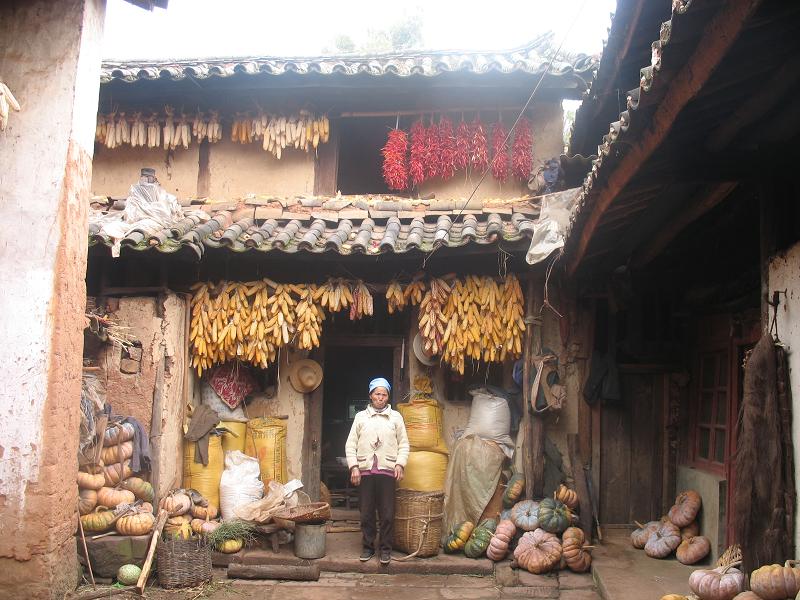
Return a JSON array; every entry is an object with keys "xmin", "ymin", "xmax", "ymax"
[
  {"xmin": 522, "ymin": 277, "xmax": 535, "ymax": 500},
  {"xmin": 566, "ymin": 0, "xmax": 764, "ymax": 277},
  {"xmin": 706, "ymin": 53, "xmax": 800, "ymax": 152},
  {"xmin": 530, "ymin": 281, "xmax": 545, "ymax": 498},
  {"xmin": 631, "ymin": 182, "xmax": 737, "ymax": 268}
]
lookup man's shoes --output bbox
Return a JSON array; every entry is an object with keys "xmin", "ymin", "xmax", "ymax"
[
  {"xmin": 380, "ymin": 550, "xmax": 391, "ymax": 565},
  {"xmin": 360, "ymin": 548, "xmax": 375, "ymax": 562}
]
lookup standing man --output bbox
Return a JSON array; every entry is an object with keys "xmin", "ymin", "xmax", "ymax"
[{"xmin": 345, "ymin": 377, "xmax": 409, "ymax": 565}]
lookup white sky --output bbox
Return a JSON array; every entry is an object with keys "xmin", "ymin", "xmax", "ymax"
[{"xmin": 102, "ymin": 0, "xmax": 617, "ymax": 60}]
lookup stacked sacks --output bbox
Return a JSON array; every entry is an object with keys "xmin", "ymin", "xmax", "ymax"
[
  {"xmin": 397, "ymin": 376, "xmax": 449, "ymax": 492},
  {"xmin": 244, "ymin": 417, "xmax": 288, "ymax": 484}
]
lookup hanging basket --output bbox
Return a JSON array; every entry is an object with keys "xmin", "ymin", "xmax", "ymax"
[
  {"xmin": 157, "ymin": 537, "xmax": 212, "ymax": 589},
  {"xmin": 393, "ymin": 489, "xmax": 444, "ymax": 559}
]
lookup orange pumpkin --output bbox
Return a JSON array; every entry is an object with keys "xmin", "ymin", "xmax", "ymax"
[
  {"xmin": 190, "ymin": 518, "xmax": 220, "ymax": 535},
  {"xmin": 749, "ymin": 561, "xmax": 800, "ymax": 600},
  {"xmin": 103, "ymin": 460, "xmax": 132, "ymax": 487},
  {"xmin": 159, "ymin": 492, "xmax": 192, "ymax": 516},
  {"xmin": 97, "ymin": 486, "xmax": 135, "ymax": 508},
  {"xmin": 140, "ymin": 502, "xmax": 154, "ymax": 514},
  {"xmin": 668, "ymin": 490, "xmax": 702, "ymax": 528},
  {"xmin": 676, "ymin": 536, "xmax": 710, "ymax": 565},
  {"xmin": 645, "ymin": 521, "xmax": 681, "ymax": 559},
  {"xmin": 103, "ymin": 422, "xmax": 135, "ymax": 447},
  {"xmin": 120, "ymin": 477, "xmax": 154, "ymax": 503},
  {"xmin": 80, "ymin": 507, "xmax": 117, "ymax": 533},
  {"xmin": 555, "ymin": 485, "xmax": 579, "ymax": 510},
  {"xmin": 631, "ymin": 520, "xmax": 660, "ymax": 549},
  {"xmin": 486, "ymin": 519, "xmax": 516, "ymax": 561},
  {"xmin": 116, "ymin": 510, "xmax": 155, "ymax": 536},
  {"xmin": 190, "ymin": 503, "xmax": 219, "ymax": 520},
  {"xmin": 77, "ymin": 471, "xmax": 105, "ymax": 491},
  {"xmin": 78, "ymin": 489, "xmax": 98, "ymax": 515},
  {"xmin": 681, "ymin": 521, "xmax": 700, "ymax": 541},
  {"xmin": 562, "ymin": 526, "xmax": 592, "ymax": 572},
  {"xmin": 513, "ymin": 529, "xmax": 562, "ymax": 574},
  {"xmin": 100, "ymin": 441, "xmax": 134, "ymax": 465},
  {"xmin": 688, "ymin": 564, "xmax": 745, "ymax": 600},
  {"xmin": 164, "ymin": 515, "xmax": 192, "ymax": 539}
]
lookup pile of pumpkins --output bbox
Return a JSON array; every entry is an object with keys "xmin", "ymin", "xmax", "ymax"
[
  {"xmin": 78, "ymin": 423, "xmax": 157, "ymax": 537},
  {"xmin": 631, "ymin": 490, "xmax": 711, "ymax": 565},
  {"xmin": 444, "ymin": 475, "xmax": 592, "ymax": 574},
  {"xmin": 661, "ymin": 555, "xmax": 800, "ymax": 600},
  {"xmin": 158, "ymin": 489, "xmax": 240, "ymax": 553}
]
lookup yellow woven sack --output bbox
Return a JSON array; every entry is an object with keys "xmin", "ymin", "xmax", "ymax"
[
  {"xmin": 398, "ymin": 450, "xmax": 448, "ymax": 492},
  {"xmin": 397, "ymin": 398, "xmax": 447, "ymax": 452},
  {"xmin": 183, "ymin": 433, "xmax": 224, "ymax": 507},
  {"xmin": 244, "ymin": 417, "xmax": 287, "ymax": 484},
  {"xmin": 219, "ymin": 421, "xmax": 247, "ymax": 454}
]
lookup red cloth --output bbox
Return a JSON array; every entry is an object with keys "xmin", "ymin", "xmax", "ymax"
[{"xmin": 208, "ymin": 362, "xmax": 256, "ymax": 409}]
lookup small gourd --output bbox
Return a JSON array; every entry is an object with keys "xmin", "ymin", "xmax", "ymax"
[
  {"xmin": 668, "ymin": 490, "xmax": 702, "ymax": 528},
  {"xmin": 511, "ymin": 500, "xmax": 540, "ymax": 531},
  {"xmin": 486, "ymin": 519, "xmax": 516, "ymax": 561},
  {"xmin": 97, "ymin": 486, "xmax": 135, "ymax": 509},
  {"xmin": 164, "ymin": 515, "xmax": 192, "ymax": 539},
  {"xmin": 749, "ymin": 560, "xmax": 800, "ymax": 599},
  {"xmin": 464, "ymin": 519, "xmax": 496, "ymax": 559},
  {"xmin": 78, "ymin": 489, "xmax": 98, "ymax": 515},
  {"xmin": 191, "ymin": 518, "xmax": 220, "ymax": 536},
  {"xmin": 444, "ymin": 521, "xmax": 474, "ymax": 554},
  {"xmin": 537, "ymin": 497, "xmax": 572, "ymax": 534},
  {"xmin": 80, "ymin": 507, "xmax": 117, "ymax": 533},
  {"xmin": 562, "ymin": 526, "xmax": 592, "ymax": 573},
  {"xmin": 100, "ymin": 441, "xmax": 134, "ymax": 465},
  {"xmin": 160, "ymin": 492, "xmax": 192, "ymax": 516},
  {"xmin": 688, "ymin": 563, "xmax": 745, "ymax": 600},
  {"xmin": 190, "ymin": 503, "xmax": 219, "ymax": 520},
  {"xmin": 555, "ymin": 484, "xmax": 579, "ymax": 510},
  {"xmin": 117, "ymin": 564, "xmax": 142, "ymax": 586},
  {"xmin": 217, "ymin": 538, "xmax": 243, "ymax": 554},
  {"xmin": 631, "ymin": 520, "xmax": 660, "ymax": 549},
  {"xmin": 116, "ymin": 509, "xmax": 155, "ymax": 536},
  {"xmin": 120, "ymin": 477, "xmax": 154, "ymax": 503},
  {"xmin": 513, "ymin": 529, "xmax": 562, "ymax": 574},
  {"xmin": 676, "ymin": 536, "xmax": 710, "ymax": 565},
  {"xmin": 502, "ymin": 474, "xmax": 525, "ymax": 508},
  {"xmin": 77, "ymin": 470, "xmax": 105, "ymax": 491},
  {"xmin": 645, "ymin": 521, "xmax": 681, "ymax": 559}
]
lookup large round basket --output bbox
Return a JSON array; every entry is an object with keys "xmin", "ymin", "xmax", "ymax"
[
  {"xmin": 157, "ymin": 537, "xmax": 212, "ymax": 589},
  {"xmin": 272, "ymin": 502, "xmax": 331, "ymax": 524},
  {"xmin": 393, "ymin": 489, "xmax": 444, "ymax": 559}
]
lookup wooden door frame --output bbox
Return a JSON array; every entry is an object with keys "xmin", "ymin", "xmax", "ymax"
[{"xmin": 304, "ymin": 334, "xmax": 406, "ymax": 501}]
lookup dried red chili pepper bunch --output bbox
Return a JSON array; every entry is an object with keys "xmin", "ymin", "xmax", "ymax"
[
  {"xmin": 381, "ymin": 128, "xmax": 409, "ymax": 190},
  {"xmin": 438, "ymin": 116, "xmax": 456, "ymax": 180},
  {"xmin": 470, "ymin": 118, "xmax": 489, "ymax": 172},
  {"xmin": 491, "ymin": 121, "xmax": 510, "ymax": 182},
  {"xmin": 511, "ymin": 117, "xmax": 533, "ymax": 180},
  {"xmin": 409, "ymin": 119, "xmax": 426, "ymax": 187},
  {"xmin": 453, "ymin": 120, "xmax": 471, "ymax": 171},
  {"xmin": 423, "ymin": 119, "xmax": 441, "ymax": 180}
]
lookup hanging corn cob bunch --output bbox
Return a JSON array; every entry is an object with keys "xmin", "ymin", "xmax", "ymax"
[
  {"xmin": 385, "ymin": 280, "xmax": 406, "ymax": 314},
  {"xmin": 146, "ymin": 113, "xmax": 161, "ymax": 148},
  {"xmin": 404, "ymin": 279, "xmax": 426, "ymax": 306},
  {"xmin": 477, "ymin": 276, "xmax": 504, "ymax": 362},
  {"xmin": 0, "ymin": 80, "xmax": 21, "ymax": 131},
  {"xmin": 498, "ymin": 274, "xmax": 525, "ymax": 360},
  {"xmin": 418, "ymin": 278, "xmax": 450, "ymax": 357},
  {"xmin": 349, "ymin": 281, "xmax": 373, "ymax": 320},
  {"xmin": 192, "ymin": 111, "xmax": 207, "ymax": 143},
  {"xmin": 95, "ymin": 114, "xmax": 107, "ymax": 144},
  {"xmin": 243, "ymin": 279, "xmax": 277, "ymax": 369},
  {"xmin": 265, "ymin": 284, "xmax": 297, "ymax": 347},
  {"xmin": 207, "ymin": 110, "xmax": 222, "ymax": 143},
  {"xmin": 295, "ymin": 284, "xmax": 325, "ymax": 350},
  {"xmin": 162, "ymin": 105, "xmax": 175, "ymax": 150},
  {"xmin": 442, "ymin": 278, "xmax": 469, "ymax": 374},
  {"xmin": 129, "ymin": 112, "xmax": 146, "ymax": 148},
  {"xmin": 103, "ymin": 111, "xmax": 118, "ymax": 149},
  {"xmin": 317, "ymin": 278, "xmax": 352, "ymax": 312}
]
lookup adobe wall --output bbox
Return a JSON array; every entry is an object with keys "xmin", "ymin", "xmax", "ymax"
[{"xmin": 0, "ymin": 1, "xmax": 105, "ymax": 598}]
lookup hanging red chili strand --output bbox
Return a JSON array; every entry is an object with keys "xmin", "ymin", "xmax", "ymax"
[
  {"xmin": 491, "ymin": 121, "xmax": 510, "ymax": 183},
  {"xmin": 438, "ymin": 116, "xmax": 456, "ymax": 180},
  {"xmin": 409, "ymin": 119, "xmax": 426, "ymax": 187},
  {"xmin": 511, "ymin": 117, "xmax": 533, "ymax": 181},
  {"xmin": 453, "ymin": 120, "xmax": 471, "ymax": 172},
  {"xmin": 381, "ymin": 128, "xmax": 409, "ymax": 191},
  {"xmin": 470, "ymin": 118, "xmax": 489, "ymax": 173},
  {"xmin": 423, "ymin": 118, "xmax": 441, "ymax": 180}
]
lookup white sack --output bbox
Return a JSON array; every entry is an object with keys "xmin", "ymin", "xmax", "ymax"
[
  {"xmin": 463, "ymin": 388, "xmax": 514, "ymax": 457},
  {"xmin": 219, "ymin": 450, "xmax": 264, "ymax": 520}
]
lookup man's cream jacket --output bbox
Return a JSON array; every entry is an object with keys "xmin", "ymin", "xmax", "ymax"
[{"xmin": 345, "ymin": 405, "xmax": 409, "ymax": 472}]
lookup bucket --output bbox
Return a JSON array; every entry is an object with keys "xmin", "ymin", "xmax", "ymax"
[{"xmin": 294, "ymin": 523, "xmax": 326, "ymax": 559}]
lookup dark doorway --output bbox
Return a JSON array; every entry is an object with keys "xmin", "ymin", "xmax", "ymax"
[
  {"xmin": 336, "ymin": 117, "xmax": 395, "ymax": 195},
  {"xmin": 320, "ymin": 344, "xmax": 395, "ymax": 507}
]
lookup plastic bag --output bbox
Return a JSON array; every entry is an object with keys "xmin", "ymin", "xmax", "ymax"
[
  {"xmin": 463, "ymin": 388, "xmax": 514, "ymax": 457},
  {"xmin": 219, "ymin": 450, "xmax": 264, "ymax": 520}
]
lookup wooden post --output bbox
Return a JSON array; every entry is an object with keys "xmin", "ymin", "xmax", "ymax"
[
  {"xmin": 530, "ymin": 281, "xmax": 545, "ymax": 498},
  {"xmin": 227, "ymin": 563, "xmax": 321, "ymax": 581},
  {"xmin": 567, "ymin": 434, "xmax": 593, "ymax": 540},
  {"xmin": 135, "ymin": 510, "xmax": 168, "ymax": 595},
  {"xmin": 522, "ymin": 277, "xmax": 535, "ymax": 500}
]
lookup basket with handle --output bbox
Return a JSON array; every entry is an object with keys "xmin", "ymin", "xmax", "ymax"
[
  {"xmin": 272, "ymin": 501, "xmax": 331, "ymax": 524},
  {"xmin": 157, "ymin": 537, "xmax": 212, "ymax": 588},
  {"xmin": 393, "ymin": 489, "xmax": 444, "ymax": 559}
]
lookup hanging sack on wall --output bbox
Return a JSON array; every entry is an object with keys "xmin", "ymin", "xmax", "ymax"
[
  {"xmin": 397, "ymin": 398, "xmax": 448, "ymax": 454},
  {"xmin": 219, "ymin": 451, "xmax": 264, "ymax": 520},
  {"xmin": 183, "ymin": 433, "xmax": 224, "ymax": 507},
  {"xmin": 397, "ymin": 450, "xmax": 449, "ymax": 492},
  {"xmin": 463, "ymin": 388, "xmax": 513, "ymax": 457},
  {"xmin": 244, "ymin": 417, "xmax": 288, "ymax": 484}
]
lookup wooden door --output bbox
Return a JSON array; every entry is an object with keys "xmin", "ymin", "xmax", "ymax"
[{"xmin": 599, "ymin": 371, "xmax": 665, "ymax": 525}]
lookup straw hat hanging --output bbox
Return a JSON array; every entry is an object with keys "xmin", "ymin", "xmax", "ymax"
[{"xmin": 288, "ymin": 359, "xmax": 323, "ymax": 393}]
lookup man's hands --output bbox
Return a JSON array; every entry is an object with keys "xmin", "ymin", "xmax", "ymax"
[
  {"xmin": 394, "ymin": 465, "xmax": 404, "ymax": 481},
  {"xmin": 350, "ymin": 467, "xmax": 361, "ymax": 486}
]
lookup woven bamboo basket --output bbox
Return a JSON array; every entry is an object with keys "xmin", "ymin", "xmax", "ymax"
[
  {"xmin": 272, "ymin": 502, "xmax": 331, "ymax": 524},
  {"xmin": 393, "ymin": 489, "xmax": 444, "ymax": 559},
  {"xmin": 157, "ymin": 537, "xmax": 212, "ymax": 589}
]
